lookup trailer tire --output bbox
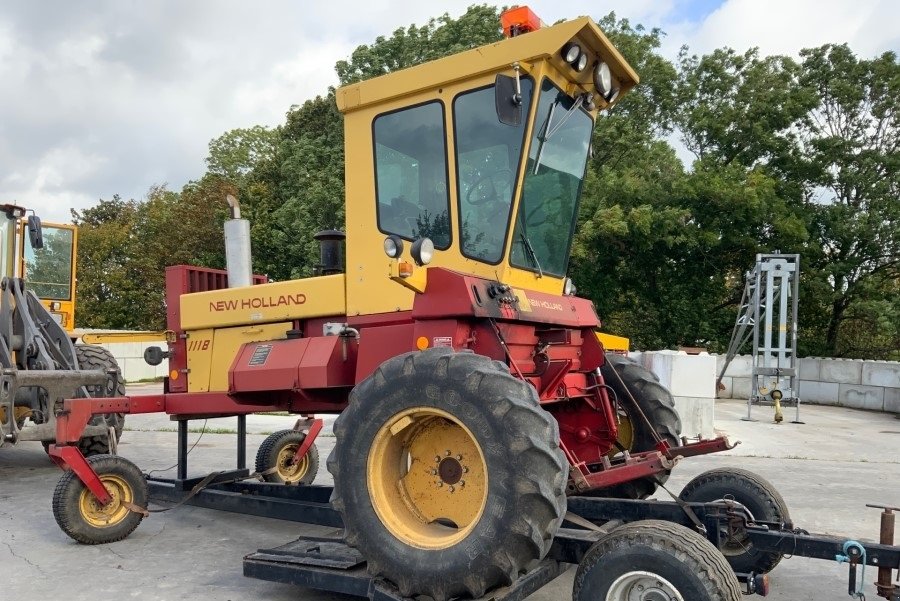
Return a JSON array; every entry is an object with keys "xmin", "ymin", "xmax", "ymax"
[
  {"xmin": 52, "ymin": 454, "xmax": 148, "ymax": 544},
  {"xmin": 328, "ymin": 349, "xmax": 567, "ymax": 601},
  {"xmin": 590, "ymin": 353, "xmax": 681, "ymax": 499},
  {"xmin": 255, "ymin": 429, "xmax": 319, "ymax": 484},
  {"xmin": 679, "ymin": 467, "xmax": 790, "ymax": 574},
  {"xmin": 573, "ymin": 520, "xmax": 742, "ymax": 601},
  {"xmin": 74, "ymin": 345, "xmax": 125, "ymax": 457}
]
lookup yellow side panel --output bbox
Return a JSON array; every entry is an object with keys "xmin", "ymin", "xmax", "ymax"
[
  {"xmin": 179, "ymin": 274, "xmax": 347, "ymax": 330},
  {"xmin": 207, "ymin": 322, "xmax": 293, "ymax": 392},
  {"xmin": 596, "ymin": 331, "xmax": 630, "ymax": 353},
  {"xmin": 186, "ymin": 329, "xmax": 215, "ymax": 392}
]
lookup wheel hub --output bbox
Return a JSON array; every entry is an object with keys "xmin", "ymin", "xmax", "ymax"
[
  {"xmin": 606, "ymin": 571, "xmax": 685, "ymax": 601},
  {"xmin": 78, "ymin": 475, "xmax": 133, "ymax": 528},
  {"xmin": 367, "ymin": 407, "xmax": 488, "ymax": 550},
  {"xmin": 276, "ymin": 443, "xmax": 309, "ymax": 481}
]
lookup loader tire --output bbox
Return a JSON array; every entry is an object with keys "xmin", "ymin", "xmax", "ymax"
[
  {"xmin": 573, "ymin": 520, "xmax": 742, "ymax": 601},
  {"xmin": 328, "ymin": 349, "xmax": 567, "ymax": 601},
  {"xmin": 591, "ymin": 353, "xmax": 681, "ymax": 499},
  {"xmin": 74, "ymin": 345, "xmax": 125, "ymax": 457},
  {"xmin": 255, "ymin": 429, "xmax": 319, "ymax": 484},
  {"xmin": 679, "ymin": 467, "xmax": 790, "ymax": 574},
  {"xmin": 53, "ymin": 454, "xmax": 148, "ymax": 544}
]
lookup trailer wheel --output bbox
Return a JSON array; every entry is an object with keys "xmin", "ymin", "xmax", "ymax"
[
  {"xmin": 52, "ymin": 454, "xmax": 148, "ymax": 544},
  {"xmin": 591, "ymin": 353, "xmax": 681, "ymax": 499},
  {"xmin": 573, "ymin": 520, "xmax": 742, "ymax": 601},
  {"xmin": 679, "ymin": 467, "xmax": 790, "ymax": 574},
  {"xmin": 255, "ymin": 429, "xmax": 319, "ymax": 484},
  {"xmin": 74, "ymin": 345, "xmax": 126, "ymax": 456},
  {"xmin": 328, "ymin": 349, "xmax": 567, "ymax": 601}
]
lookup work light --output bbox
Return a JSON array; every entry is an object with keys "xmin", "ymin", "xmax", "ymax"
[
  {"xmin": 383, "ymin": 235, "xmax": 404, "ymax": 258},
  {"xmin": 411, "ymin": 237, "xmax": 434, "ymax": 266}
]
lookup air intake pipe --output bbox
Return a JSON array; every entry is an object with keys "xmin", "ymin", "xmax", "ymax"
[
  {"xmin": 314, "ymin": 230, "xmax": 345, "ymax": 275},
  {"xmin": 224, "ymin": 195, "xmax": 252, "ymax": 288}
]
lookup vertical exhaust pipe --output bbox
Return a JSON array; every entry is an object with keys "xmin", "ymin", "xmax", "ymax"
[{"xmin": 224, "ymin": 195, "xmax": 252, "ymax": 288}]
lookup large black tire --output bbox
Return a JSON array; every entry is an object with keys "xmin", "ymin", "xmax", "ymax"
[
  {"xmin": 328, "ymin": 349, "xmax": 567, "ymax": 601},
  {"xmin": 679, "ymin": 467, "xmax": 791, "ymax": 574},
  {"xmin": 52, "ymin": 454, "xmax": 148, "ymax": 544},
  {"xmin": 592, "ymin": 352, "xmax": 681, "ymax": 499},
  {"xmin": 255, "ymin": 429, "xmax": 320, "ymax": 484},
  {"xmin": 74, "ymin": 345, "xmax": 126, "ymax": 456},
  {"xmin": 573, "ymin": 520, "xmax": 742, "ymax": 601}
]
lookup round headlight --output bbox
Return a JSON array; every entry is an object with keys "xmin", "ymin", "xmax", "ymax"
[
  {"xmin": 576, "ymin": 53, "xmax": 588, "ymax": 72},
  {"xmin": 563, "ymin": 278, "xmax": 577, "ymax": 296},
  {"xmin": 605, "ymin": 87, "xmax": 620, "ymax": 105},
  {"xmin": 593, "ymin": 61, "xmax": 612, "ymax": 96},
  {"xmin": 410, "ymin": 237, "xmax": 434, "ymax": 266},
  {"xmin": 562, "ymin": 42, "xmax": 582, "ymax": 65},
  {"xmin": 383, "ymin": 235, "xmax": 404, "ymax": 258}
]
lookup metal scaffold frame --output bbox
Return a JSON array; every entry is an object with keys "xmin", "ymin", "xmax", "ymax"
[{"xmin": 717, "ymin": 253, "xmax": 802, "ymax": 423}]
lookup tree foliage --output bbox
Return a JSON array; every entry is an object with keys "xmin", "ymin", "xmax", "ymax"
[{"xmin": 70, "ymin": 7, "xmax": 899, "ymax": 359}]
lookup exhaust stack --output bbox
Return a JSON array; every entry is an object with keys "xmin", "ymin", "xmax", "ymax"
[{"xmin": 224, "ymin": 195, "xmax": 252, "ymax": 288}]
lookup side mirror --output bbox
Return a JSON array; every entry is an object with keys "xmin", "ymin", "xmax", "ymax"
[
  {"xmin": 495, "ymin": 74, "xmax": 522, "ymax": 126},
  {"xmin": 27, "ymin": 215, "xmax": 43, "ymax": 249}
]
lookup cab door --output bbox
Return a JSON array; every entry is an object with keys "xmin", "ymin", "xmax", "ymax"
[{"xmin": 19, "ymin": 222, "xmax": 78, "ymax": 332}]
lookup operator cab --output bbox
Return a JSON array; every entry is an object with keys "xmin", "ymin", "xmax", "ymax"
[{"xmin": 337, "ymin": 7, "xmax": 638, "ymax": 317}]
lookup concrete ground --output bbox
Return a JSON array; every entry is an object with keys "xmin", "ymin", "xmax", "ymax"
[{"xmin": 2, "ymin": 387, "xmax": 898, "ymax": 601}]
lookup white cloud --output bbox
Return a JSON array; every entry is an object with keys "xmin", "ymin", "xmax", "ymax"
[{"xmin": 0, "ymin": 1, "xmax": 895, "ymax": 224}]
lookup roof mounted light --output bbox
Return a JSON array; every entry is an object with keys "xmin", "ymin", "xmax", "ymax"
[
  {"xmin": 593, "ymin": 61, "xmax": 612, "ymax": 97},
  {"xmin": 562, "ymin": 42, "xmax": 582, "ymax": 64},
  {"xmin": 500, "ymin": 6, "xmax": 542, "ymax": 38},
  {"xmin": 575, "ymin": 53, "xmax": 589, "ymax": 72}
]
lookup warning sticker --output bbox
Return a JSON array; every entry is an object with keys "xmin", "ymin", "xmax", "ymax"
[
  {"xmin": 249, "ymin": 344, "xmax": 273, "ymax": 366},
  {"xmin": 432, "ymin": 336, "xmax": 454, "ymax": 348}
]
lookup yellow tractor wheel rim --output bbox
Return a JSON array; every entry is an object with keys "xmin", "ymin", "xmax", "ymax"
[
  {"xmin": 608, "ymin": 413, "xmax": 635, "ymax": 458},
  {"xmin": 78, "ymin": 474, "xmax": 133, "ymax": 528},
  {"xmin": 275, "ymin": 443, "xmax": 310, "ymax": 482},
  {"xmin": 367, "ymin": 407, "xmax": 488, "ymax": 550}
]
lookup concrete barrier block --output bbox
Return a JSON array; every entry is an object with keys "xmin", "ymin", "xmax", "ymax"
[
  {"xmin": 820, "ymin": 359, "xmax": 863, "ymax": 384},
  {"xmin": 639, "ymin": 352, "xmax": 674, "ymax": 390},
  {"xmin": 724, "ymin": 355, "xmax": 753, "ymax": 377},
  {"xmin": 885, "ymin": 388, "xmax": 900, "ymax": 414},
  {"xmin": 122, "ymin": 357, "xmax": 156, "ymax": 383},
  {"xmin": 861, "ymin": 362, "xmax": 900, "ymax": 388},
  {"xmin": 668, "ymin": 353, "xmax": 716, "ymax": 398},
  {"xmin": 798, "ymin": 358, "xmax": 820, "ymax": 381},
  {"xmin": 731, "ymin": 377, "xmax": 752, "ymax": 399},
  {"xmin": 798, "ymin": 380, "xmax": 840, "ymax": 405},
  {"xmin": 672, "ymin": 396, "xmax": 715, "ymax": 439},
  {"xmin": 838, "ymin": 384, "xmax": 885, "ymax": 411}
]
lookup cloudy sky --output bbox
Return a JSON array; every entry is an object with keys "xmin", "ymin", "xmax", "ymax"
[{"xmin": 1, "ymin": 0, "xmax": 897, "ymax": 223}]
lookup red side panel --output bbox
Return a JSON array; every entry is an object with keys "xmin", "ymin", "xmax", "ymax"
[
  {"xmin": 229, "ymin": 336, "xmax": 355, "ymax": 393},
  {"xmin": 355, "ymin": 323, "xmax": 415, "ymax": 382}
]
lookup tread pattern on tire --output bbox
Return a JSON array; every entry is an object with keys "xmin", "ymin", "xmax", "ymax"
[
  {"xmin": 74, "ymin": 345, "xmax": 126, "ymax": 457},
  {"xmin": 679, "ymin": 467, "xmax": 790, "ymax": 573},
  {"xmin": 593, "ymin": 353, "xmax": 681, "ymax": 499},
  {"xmin": 328, "ymin": 349, "xmax": 567, "ymax": 601},
  {"xmin": 52, "ymin": 454, "xmax": 148, "ymax": 544},
  {"xmin": 254, "ymin": 429, "xmax": 320, "ymax": 484},
  {"xmin": 573, "ymin": 520, "xmax": 742, "ymax": 601}
]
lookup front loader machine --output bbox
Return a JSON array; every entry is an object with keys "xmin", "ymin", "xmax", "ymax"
[
  {"xmin": 45, "ymin": 8, "xmax": 753, "ymax": 601},
  {"xmin": 0, "ymin": 204, "xmax": 123, "ymax": 456}
]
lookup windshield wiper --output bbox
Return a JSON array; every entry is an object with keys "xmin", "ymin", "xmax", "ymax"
[
  {"xmin": 519, "ymin": 232, "xmax": 543, "ymax": 278},
  {"xmin": 532, "ymin": 93, "xmax": 585, "ymax": 174}
]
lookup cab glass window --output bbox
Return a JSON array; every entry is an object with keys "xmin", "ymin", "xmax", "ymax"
[
  {"xmin": 454, "ymin": 79, "xmax": 533, "ymax": 263},
  {"xmin": 373, "ymin": 101, "xmax": 451, "ymax": 249},
  {"xmin": 511, "ymin": 78, "xmax": 593, "ymax": 277},
  {"xmin": 23, "ymin": 226, "xmax": 74, "ymax": 300}
]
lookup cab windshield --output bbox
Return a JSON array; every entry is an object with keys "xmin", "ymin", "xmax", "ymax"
[
  {"xmin": 23, "ymin": 225, "xmax": 74, "ymax": 300},
  {"xmin": 510, "ymin": 78, "xmax": 593, "ymax": 277}
]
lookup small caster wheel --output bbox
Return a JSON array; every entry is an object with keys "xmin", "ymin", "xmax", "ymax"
[
  {"xmin": 52, "ymin": 454, "xmax": 148, "ymax": 544},
  {"xmin": 255, "ymin": 429, "xmax": 319, "ymax": 484}
]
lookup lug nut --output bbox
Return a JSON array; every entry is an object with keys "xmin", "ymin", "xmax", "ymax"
[
  {"xmin": 455, "ymin": 454, "xmax": 462, "ymax": 460},
  {"xmin": 448, "ymin": 486, "xmax": 455, "ymax": 493},
  {"xmin": 437, "ymin": 481, "xmax": 443, "ymax": 487},
  {"xmin": 462, "ymin": 466, "xmax": 469, "ymax": 473},
  {"xmin": 435, "ymin": 456, "xmax": 441, "ymax": 463},
  {"xmin": 459, "ymin": 480, "xmax": 465, "ymax": 487},
  {"xmin": 430, "ymin": 469, "xmax": 437, "ymax": 475},
  {"xmin": 445, "ymin": 450, "xmax": 451, "ymax": 456}
]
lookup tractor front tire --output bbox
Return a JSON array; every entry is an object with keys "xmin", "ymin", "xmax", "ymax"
[
  {"xmin": 679, "ymin": 467, "xmax": 790, "ymax": 574},
  {"xmin": 74, "ymin": 345, "xmax": 126, "ymax": 457},
  {"xmin": 594, "ymin": 353, "xmax": 681, "ymax": 499},
  {"xmin": 328, "ymin": 349, "xmax": 567, "ymax": 601},
  {"xmin": 573, "ymin": 520, "xmax": 742, "ymax": 601},
  {"xmin": 52, "ymin": 454, "xmax": 148, "ymax": 544},
  {"xmin": 255, "ymin": 429, "xmax": 320, "ymax": 485}
]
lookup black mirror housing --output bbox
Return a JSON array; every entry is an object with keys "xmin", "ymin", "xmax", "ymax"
[
  {"xmin": 27, "ymin": 215, "xmax": 43, "ymax": 249},
  {"xmin": 495, "ymin": 74, "xmax": 522, "ymax": 126}
]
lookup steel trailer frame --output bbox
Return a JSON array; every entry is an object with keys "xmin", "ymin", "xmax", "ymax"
[{"xmin": 129, "ymin": 415, "xmax": 900, "ymax": 601}]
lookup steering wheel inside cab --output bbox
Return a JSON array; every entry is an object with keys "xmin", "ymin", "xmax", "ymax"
[{"xmin": 465, "ymin": 169, "xmax": 512, "ymax": 206}]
